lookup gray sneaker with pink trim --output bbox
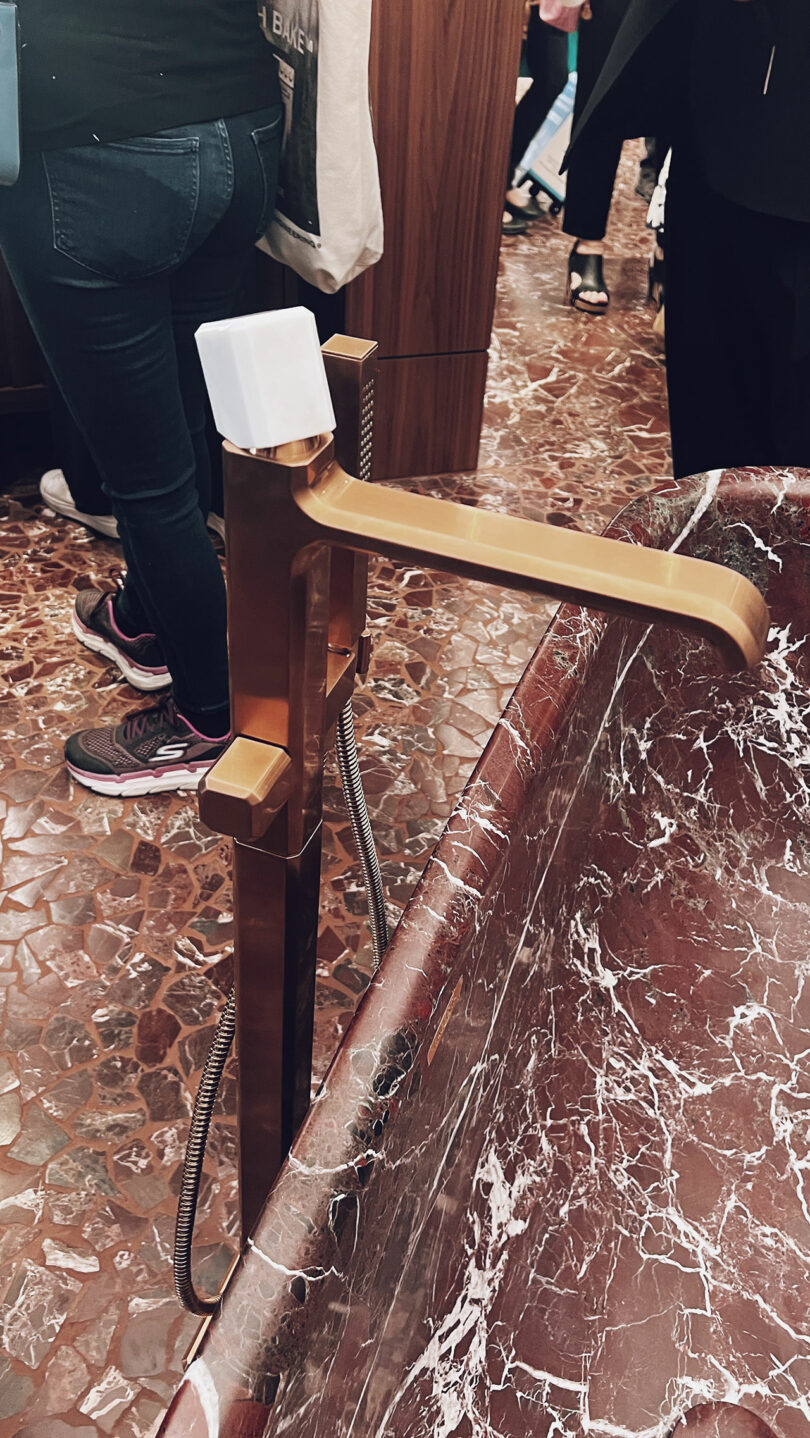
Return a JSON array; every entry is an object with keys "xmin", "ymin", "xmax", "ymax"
[
  {"xmin": 72, "ymin": 589, "xmax": 170, "ymax": 691},
  {"xmin": 65, "ymin": 696, "xmax": 230, "ymax": 797}
]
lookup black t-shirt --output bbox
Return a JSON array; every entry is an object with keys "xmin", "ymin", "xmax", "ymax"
[{"xmin": 20, "ymin": 0, "xmax": 280, "ymax": 151}]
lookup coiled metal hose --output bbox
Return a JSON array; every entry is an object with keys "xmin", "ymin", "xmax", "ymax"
[
  {"xmin": 335, "ymin": 700, "xmax": 389, "ymax": 969},
  {"xmin": 173, "ymin": 986, "xmax": 236, "ymax": 1315},
  {"xmin": 173, "ymin": 697, "xmax": 389, "ymax": 1314}
]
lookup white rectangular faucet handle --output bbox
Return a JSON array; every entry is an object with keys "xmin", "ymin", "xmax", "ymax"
[{"xmin": 195, "ymin": 307, "xmax": 336, "ymax": 451}]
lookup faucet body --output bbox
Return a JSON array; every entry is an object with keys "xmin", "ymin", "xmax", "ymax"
[
  {"xmin": 200, "ymin": 339, "xmax": 376, "ymax": 1239},
  {"xmin": 199, "ymin": 337, "xmax": 769, "ymax": 1242}
]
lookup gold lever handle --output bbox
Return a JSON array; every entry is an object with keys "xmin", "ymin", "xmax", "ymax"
[{"xmin": 200, "ymin": 737, "xmax": 292, "ymax": 843}]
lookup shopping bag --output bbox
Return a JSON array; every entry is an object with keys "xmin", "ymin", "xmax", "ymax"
[
  {"xmin": 258, "ymin": 0, "xmax": 384, "ymax": 293},
  {"xmin": 539, "ymin": 0, "xmax": 583, "ymax": 34},
  {"xmin": 519, "ymin": 73, "xmax": 577, "ymax": 209}
]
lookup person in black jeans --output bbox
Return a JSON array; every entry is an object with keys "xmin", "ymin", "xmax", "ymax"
[
  {"xmin": 563, "ymin": 0, "xmax": 630, "ymax": 311},
  {"xmin": 503, "ymin": 6, "xmax": 569, "ymax": 235},
  {"xmin": 0, "ymin": 0, "xmax": 282, "ymax": 796}
]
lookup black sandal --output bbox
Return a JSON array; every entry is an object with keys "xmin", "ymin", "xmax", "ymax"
[
  {"xmin": 566, "ymin": 244, "xmax": 609, "ymax": 313},
  {"xmin": 505, "ymin": 195, "xmax": 542, "ymax": 222}
]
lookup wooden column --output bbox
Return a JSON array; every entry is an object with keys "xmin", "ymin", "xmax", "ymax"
[{"xmin": 345, "ymin": 0, "xmax": 525, "ymax": 480}]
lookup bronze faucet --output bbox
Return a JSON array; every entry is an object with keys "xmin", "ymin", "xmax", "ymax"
[{"xmin": 196, "ymin": 333, "xmax": 769, "ymax": 1243}]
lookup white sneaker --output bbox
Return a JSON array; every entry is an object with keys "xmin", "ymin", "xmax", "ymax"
[
  {"xmin": 40, "ymin": 467, "xmax": 226, "ymax": 545},
  {"xmin": 39, "ymin": 469, "xmax": 119, "ymax": 540}
]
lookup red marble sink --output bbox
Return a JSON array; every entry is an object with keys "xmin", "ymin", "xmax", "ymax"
[{"xmin": 161, "ymin": 470, "xmax": 810, "ymax": 1438}]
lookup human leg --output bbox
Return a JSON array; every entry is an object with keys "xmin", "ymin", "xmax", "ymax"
[
  {"xmin": 665, "ymin": 148, "xmax": 769, "ymax": 477},
  {"xmin": 667, "ymin": 144, "xmax": 810, "ymax": 475},
  {"xmin": 563, "ymin": 0, "xmax": 628, "ymax": 307},
  {"xmin": 40, "ymin": 365, "xmax": 227, "ymax": 543},
  {"xmin": 168, "ymin": 108, "xmax": 283, "ymax": 535},
  {"xmin": 66, "ymin": 109, "xmax": 283, "ymax": 795},
  {"xmin": 753, "ymin": 270, "xmax": 810, "ymax": 469},
  {"xmin": 110, "ymin": 109, "xmax": 282, "ymax": 717},
  {"xmin": 563, "ymin": 126, "xmax": 622, "ymax": 305},
  {"xmin": 504, "ymin": 10, "xmax": 569, "ymax": 231},
  {"xmin": 43, "ymin": 377, "xmax": 118, "ymax": 533},
  {"xmin": 563, "ymin": 0, "xmax": 626, "ymax": 240},
  {"xmin": 0, "ymin": 144, "xmax": 228, "ymax": 719},
  {"xmin": 563, "ymin": 138, "xmax": 623, "ymax": 246},
  {"xmin": 0, "ymin": 106, "xmax": 281, "ymax": 790},
  {"xmin": 509, "ymin": 11, "xmax": 569, "ymax": 182}
]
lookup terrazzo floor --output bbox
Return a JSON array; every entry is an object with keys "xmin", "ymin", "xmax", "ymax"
[{"xmin": 0, "ymin": 140, "xmax": 669, "ymax": 1437}]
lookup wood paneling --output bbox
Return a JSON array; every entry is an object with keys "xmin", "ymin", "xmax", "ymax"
[
  {"xmin": 370, "ymin": 351, "xmax": 488, "ymax": 481},
  {"xmin": 346, "ymin": 0, "xmax": 525, "ymax": 360}
]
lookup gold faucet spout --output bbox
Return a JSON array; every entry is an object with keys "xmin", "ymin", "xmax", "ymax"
[
  {"xmin": 291, "ymin": 462, "xmax": 770, "ymax": 670},
  {"xmin": 198, "ymin": 338, "xmax": 772, "ymax": 1256}
]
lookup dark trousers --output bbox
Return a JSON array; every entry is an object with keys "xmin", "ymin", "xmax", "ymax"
[
  {"xmin": 666, "ymin": 146, "xmax": 810, "ymax": 478},
  {"xmin": 46, "ymin": 358, "xmax": 228, "ymax": 521},
  {"xmin": 509, "ymin": 10, "xmax": 569, "ymax": 184},
  {"xmin": 46, "ymin": 378, "xmax": 115, "ymax": 517},
  {"xmin": 0, "ymin": 105, "xmax": 281, "ymax": 725},
  {"xmin": 563, "ymin": 0, "xmax": 629, "ymax": 241}
]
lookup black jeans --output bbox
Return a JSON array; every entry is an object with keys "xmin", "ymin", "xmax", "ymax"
[
  {"xmin": 46, "ymin": 363, "xmax": 229, "ymax": 523},
  {"xmin": 0, "ymin": 105, "xmax": 282, "ymax": 727},
  {"xmin": 563, "ymin": 0, "xmax": 629, "ymax": 241},
  {"xmin": 509, "ymin": 9, "xmax": 569, "ymax": 185},
  {"xmin": 46, "ymin": 378, "xmax": 114, "ymax": 517}
]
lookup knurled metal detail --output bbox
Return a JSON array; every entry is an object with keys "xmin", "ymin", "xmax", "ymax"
[{"xmin": 359, "ymin": 377, "xmax": 374, "ymax": 482}]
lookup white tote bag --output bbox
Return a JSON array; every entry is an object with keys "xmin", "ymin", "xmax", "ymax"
[{"xmin": 258, "ymin": 0, "xmax": 384, "ymax": 293}]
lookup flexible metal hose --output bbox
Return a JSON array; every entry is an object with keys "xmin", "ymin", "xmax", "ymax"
[
  {"xmin": 173, "ymin": 698, "xmax": 388, "ymax": 1314},
  {"xmin": 173, "ymin": 987, "xmax": 236, "ymax": 1315},
  {"xmin": 335, "ymin": 699, "xmax": 389, "ymax": 969}
]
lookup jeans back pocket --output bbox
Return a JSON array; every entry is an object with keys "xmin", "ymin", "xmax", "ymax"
[{"xmin": 44, "ymin": 134, "xmax": 200, "ymax": 282}]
